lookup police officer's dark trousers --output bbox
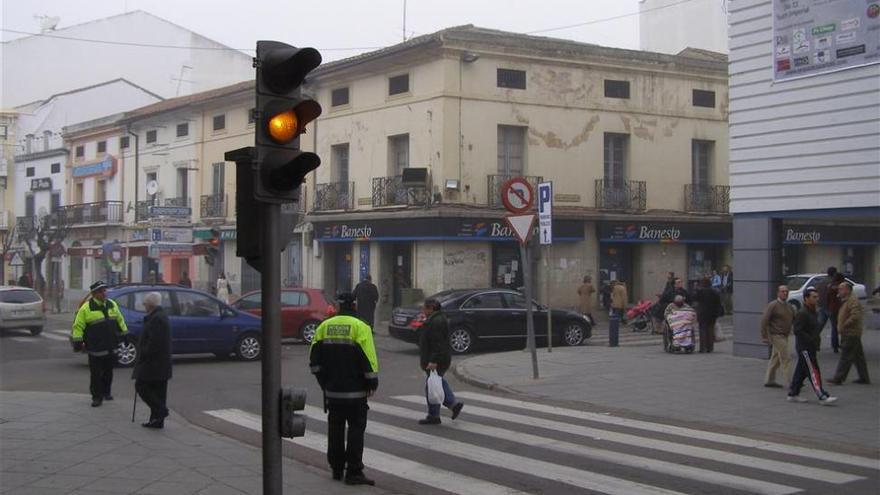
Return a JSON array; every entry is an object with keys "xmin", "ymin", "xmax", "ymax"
[
  {"xmin": 88, "ymin": 353, "xmax": 115, "ymax": 400},
  {"xmin": 327, "ymin": 401, "xmax": 368, "ymax": 475}
]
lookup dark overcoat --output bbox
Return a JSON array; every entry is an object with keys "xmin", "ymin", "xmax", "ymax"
[
  {"xmin": 419, "ymin": 311, "xmax": 452, "ymax": 375},
  {"xmin": 133, "ymin": 306, "xmax": 172, "ymax": 381}
]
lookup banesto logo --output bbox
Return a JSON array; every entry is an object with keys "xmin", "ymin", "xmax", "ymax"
[
  {"xmin": 339, "ymin": 225, "xmax": 372, "ymax": 239},
  {"xmin": 785, "ymin": 229, "xmax": 821, "ymax": 243},
  {"xmin": 639, "ymin": 225, "xmax": 681, "ymax": 241}
]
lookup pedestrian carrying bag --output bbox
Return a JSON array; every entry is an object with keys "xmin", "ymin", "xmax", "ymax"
[
  {"xmin": 426, "ymin": 370, "xmax": 445, "ymax": 405},
  {"xmin": 714, "ymin": 321, "xmax": 725, "ymax": 342}
]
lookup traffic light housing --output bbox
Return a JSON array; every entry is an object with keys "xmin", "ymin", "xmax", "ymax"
[
  {"xmin": 254, "ymin": 41, "xmax": 323, "ymax": 203},
  {"xmin": 280, "ymin": 387, "xmax": 307, "ymax": 438},
  {"xmin": 204, "ymin": 227, "xmax": 221, "ymax": 266}
]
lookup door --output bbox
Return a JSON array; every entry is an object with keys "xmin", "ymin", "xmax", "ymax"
[
  {"xmin": 492, "ymin": 242, "xmax": 523, "ymax": 290},
  {"xmin": 391, "ymin": 243, "xmax": 412, "ymax": 308},
  {"xmin": 599, "ymin": 244, "xmax": 632, "ymax": 305},
  {"xmin": 170, "ymin": 290, "xmax": 225, "ymax": 351},
  {"xmin": 334, "ymin": 244, "xmax": 353, "ymax": 294},
  {"xmin": 460, "ymin": 291, "xmax": 511, "ymax": 342}
]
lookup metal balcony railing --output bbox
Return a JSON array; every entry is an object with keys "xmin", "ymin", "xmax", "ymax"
[
  {"xmin": 684, "ymin": 184, "xmax": 730, "ymax": 213},
  {"xmin": 164, "ymin": 197, "xmax": 191, "ymax": 207},
  {"xmin": 314, "ymin": 182, "xmax": 354, "ymax": 211},
  {"xmin": 200, "ymin": 194, "xmax": 227, "ymax": 219},
  {"xmin": 372, "ymin": 176, "xmax": 430, "ymax": 207},
  {"xmin": 135, "ymin": 199, "xmax": 159, "ymax": 221},
  {"xmin": 16, "ymin": 216, "xmax": 36, "ymax": 235},
  {"xmin": 595, "ymin": 179, "xmax": 647, "ymax": 211},
  {"xmin": 487, "ymin": 174, "xmax": 543, "ymax": 208},
  {"xmin": 59, "ymin": 201, "xmax": 124, "ymax": 225}
]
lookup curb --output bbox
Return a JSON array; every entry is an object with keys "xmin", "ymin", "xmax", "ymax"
[{"xmin": 452, "ymin": 359, "xmax": 518, "ymax": 395}]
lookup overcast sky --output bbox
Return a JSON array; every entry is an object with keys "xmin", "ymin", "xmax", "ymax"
[{"xmin": 2, "ymin": 0, "xmax": 646, "ymax": 61}]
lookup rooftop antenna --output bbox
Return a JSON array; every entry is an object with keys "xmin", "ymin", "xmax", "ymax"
[
  {"xmin": 34, "ymin": 15, "xmax": 60, "ymax": 33},
  {"xmin": 172, "ymin": 65, "xmax": 194, "ymax": 96},
  {"xmin": 403, "ymin": 0, "xmax": 407, "ymax": 41}
]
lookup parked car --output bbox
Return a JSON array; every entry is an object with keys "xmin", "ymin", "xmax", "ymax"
[
  {"xmin": 230, "ymin": 288, "xmax": 335, "ymax": 343},
  {"xmin": 101, "ymin": 284, "xmax": 262, "ymax": 366},
  {"xmin": 0, "ymin": 286, "xmax": 46, "ymax": 335},
  {"xmin": 389, "ymin": 288, "xmax": 592, "ymax": 354},
  {"xmin": 786, "ymin": 273, "xmax": 867, "ymax": 309}
]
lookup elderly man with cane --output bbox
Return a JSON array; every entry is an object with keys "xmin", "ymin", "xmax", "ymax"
[{"xmin": 133, "ymin": 292, "xmax": 173, "ymax": 428}]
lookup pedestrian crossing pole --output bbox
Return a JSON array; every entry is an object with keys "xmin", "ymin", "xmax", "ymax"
[
  {"xmin": 520, "ymin": 242, "xmax": 539, "ymax": 379},
  {"xmin": 546, "ymin": 243, "xmax": 552, "ymax": 353}
]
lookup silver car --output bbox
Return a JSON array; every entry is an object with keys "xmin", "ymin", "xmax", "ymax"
[{"xmin": 0, "ymin": 286, "xmax": 46, "ymax": 335}]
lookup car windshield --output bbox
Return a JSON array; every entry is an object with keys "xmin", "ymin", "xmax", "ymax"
[
  {"xmin": 786, "ymin": 276, "xmax": 810, "ymax": 291},
  {"xmin": 0, "ymin": 289, "xmax": 40, "ymax": 303}
]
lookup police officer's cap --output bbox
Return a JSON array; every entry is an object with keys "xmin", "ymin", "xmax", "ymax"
[{"xmin": 90, "ymin": 280, "xmax": 108, "ymax": 292}]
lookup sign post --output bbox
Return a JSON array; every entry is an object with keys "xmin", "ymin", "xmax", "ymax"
[
  {"xmin": 537, "ymin": 182, "xmax": 553, "ymax": 352},
  {"xmin": 501, "ymin": 177, "xmax": 539, "ymax": 379}
]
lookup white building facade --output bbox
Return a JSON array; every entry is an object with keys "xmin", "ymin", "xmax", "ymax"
[{"xmin": 640, "ymin": 0, "xmax": 729, "ymax": 54}]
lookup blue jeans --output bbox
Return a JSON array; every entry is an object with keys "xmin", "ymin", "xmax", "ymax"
[{"xmin": 425, "ymin": 374, "xmax": 457, "ymax": 417}]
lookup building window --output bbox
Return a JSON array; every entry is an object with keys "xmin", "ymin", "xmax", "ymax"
[
  {"xmin": 388, "ymin": 74, "xmax": 409, "ymax": 96},
  {"xmin": 96, "ymin": 179, "xmax": 107, "ymax": 202},
  {"xmin": 26, "ymin": 167, "xmax": 35, "ymax": 177},
  {"xmin": 497, "ymin": 69, "xmax": 526, "ymax": 89},
  {"xmin": 497, "ymin": 125, "xmax": 526, "ymax": 176},
  {"xmin": 177, "ymin": 168, "xmax": 188, "ymax": 199},
  {"xmin": 604, "ymin": 80, "xmax": 630, "ymax": 99},
  {"xmin": 120, "ymin": 136, "xmax": 130, "ymax": 149},
  {"xmin": 97, "ymin": 140, "xmax": 107, "ymax": 153},
  {"xmin": 692, "ymin": 140, "xmax": 714, "ymax": 186},
  {"xmin": 332, "ymin": 143, "xmax": 350, "ymax": 183},
  {"xmin": 248, "ymin": 108, "xmax": 256, "ymax": 125},
  {"xmin": 388, "ymin": 134, "xmax": 409, "ymax": 176},
  {"xmin": 75, "ymin": 182, "xmax": 84, "ymax": 204},
  {"xmin": 0, "ymin": 125, "xmax": 7, "ymax": 139},
  {"xmin": 25, "ymin": 134, "xmax": 34, "ymax": 154},
  {"xmin": 25, "ymin": 195, "xmax": 35, "ymax": 217},
  {"xmin": 146, "ymin": 130, "xmax": 157, "ymax": 144},
  {"xmin": 43, "ymin": 130, "xmax": 52, "ymax": 151},
  {"xmin": 213, "ymin": 114, "xmax": 226, "ymax": 131},
  {"xmin": 51, "ymin": 162, "xmax": 60, "ymax": 174},
  {"xmin": 75, "ymin": 145, "xmax": 84, "ymax": 157},
  {"xmin": 212, "ymin": 162, "xmax": 225, "ymax": 196},
  {"xmin": 176, "ymin": 123, "xmax": 189, "ymax": 138},
  {"xmin": 70, "ymin": 258, "xmax": 83, "ymax": 290},
  {"xmin": 331, "ymin": 87, "xmax": 350, "ymax": 107},
  {"xmin": 50, "ymin": 192, "xmax": 61, "ymax": 212},
  {"xmin": 693, "ymin": 89, "xmax": 716, "ymax": 108},
  {"xmin": 604, "ymin": 133, "xmax": 628, "ymax": 186}
]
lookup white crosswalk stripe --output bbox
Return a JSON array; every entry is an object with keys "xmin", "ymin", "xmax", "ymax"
[
  {"xmin": 43, "ymin": 331, "xmax": 70, "ymax": 341},
  {"xmin": 205, "ymin": 392, "xmax": 875, "ymax": 495},
  {"xmin": 454, "ymin": 391, "xmax": 880, "ymax": 471},
  {"xmin": 5, "ymin": 330, "xmax": 69, "ymax": 343}
]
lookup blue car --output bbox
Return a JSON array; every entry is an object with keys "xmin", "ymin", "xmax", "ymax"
[{"xmin": 105, "ymin": 284, "xmax": 262, "ymax": 366}]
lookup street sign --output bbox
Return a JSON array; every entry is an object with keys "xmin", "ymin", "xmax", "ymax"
[
  {"xmin": 504, "ymin": 214, "xmax": 536, "ymax": 245},
  {"xmin": 9, "ymin": 252, "xmax": 24, "ymax": 267},
  {"xmin": 150, "ymin": 227, "xmax": 194, "ymax": 243},
  {"xmin": 147, "ymin": 205, "xmax": 192, "ymax": 218},
  {"xmin": 500, "ymin": 177, "xmax": 534, "ymax": 214},
  {"xmin": 537, "ymin": 182, "xmax": 553, "ymax": 245}
]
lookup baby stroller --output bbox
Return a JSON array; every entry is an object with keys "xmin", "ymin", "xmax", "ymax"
[
  {"xmin": 663, "ymin": 306, "xmax": 696, "ymax": 354},
  {"xmin": 626, "ymin": 300, "xmax": 655, "ymax": 333}
]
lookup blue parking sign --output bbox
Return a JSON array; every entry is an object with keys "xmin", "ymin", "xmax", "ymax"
[{"xmin": 537, "ymin": 182, "xmax": 553, "ymax": 245}]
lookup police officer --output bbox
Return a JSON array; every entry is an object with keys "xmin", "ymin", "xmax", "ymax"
[
  {"xmin": 71, "ymin": 281, "xmax": 129, "ymax": 407},
  {"xmin": 309, "ymin": 292, "xmax": 378, "ymax": 486}
]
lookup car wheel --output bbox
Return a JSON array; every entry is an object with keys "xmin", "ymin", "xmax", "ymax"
[
  {"xmin": 562, "ymin": 321, "xmax": 586, "ymax": 346},
  {"xmin": 299, "ymin": 320, "xmax": 320, "ymax": 344},
  {"xmin": 116, "ymin": 341, "xmax": 137, "ymax": 367},
  {"xmin": 29, "ymin": 326, "xmax": 43, "ymax": 336},
  {"xmin": 235, "ymin": 333, "xmax": 262, "ymax": 361},
  {"xmin": 449, "ymin": 327, "xmax": 474, "ymax": 354}
]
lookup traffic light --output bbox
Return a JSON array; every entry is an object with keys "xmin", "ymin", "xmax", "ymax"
[
  {"xmin": 280, "ymin": 387, "xmax": 307, "ymax": 438},
  {"xmin": 254, "ymin": 41, "xmax": 323, "ymax": 203},
  {"xmin": 204, "ymin": 227, "xmax": 221, "ymax": 266}
]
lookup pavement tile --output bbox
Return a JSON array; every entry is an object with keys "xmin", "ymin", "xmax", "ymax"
[
  {"xmin": 0, "ymin": 472, "xmax": 45, "ymax": 490},
  {"xmin": 209, "ymin": 477, "xmax": 260, "ymax": 494},
  {"xmin": 0, "ymin": 486, "xmax": 61, "ymax": 495},
  {"xmin": 133, "ymin": 480, "xmax": 211, "ymax": 495},
  {"xmin": 27, "ymin": 473, "xmax": 93, "ymax": 491},
  {"xmin": 87, "ymin": 475, "xmax": 153, "ymax": 493},
  {"xmin": 195, "ymin": 465, "xmax": 260, "ymax": 479},
  {"xmin": 113, "ymin": 465, "xmax": 179, "ymax": 481},
  {"xmin": 4, "ymin": 459, "xmax": 78, "ymax": 475},
  {"xmin": 192, "ymin": 484, "xmax": 249, "ymax": 495},
  {"xmin": 56, "ymin": 461, "xmax": 125, "ymax": 478}
]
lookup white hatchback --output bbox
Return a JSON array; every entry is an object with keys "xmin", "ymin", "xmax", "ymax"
[
  {"xmin": 0, "ymin": 286, "xmax": 46, "ymax": 335},
  {"xmin": 786, "ymin": 274, "xmax": 867, "ymax": 309}
]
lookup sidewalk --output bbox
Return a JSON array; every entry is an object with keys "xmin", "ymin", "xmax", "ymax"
[
  {"xmin": 0, "ymin": 391, "xmax": 389, "ymax": 495},
  {"xmin": 453, "ymin": 327, "xmax": 880, "ymax": 455}
]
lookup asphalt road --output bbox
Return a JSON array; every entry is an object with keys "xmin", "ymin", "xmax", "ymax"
[{"xmin": 2, "ymin": 312, "xmax": 878, "ymax": 495}]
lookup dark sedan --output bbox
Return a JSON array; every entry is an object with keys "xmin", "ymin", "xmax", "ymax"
[{"xmin": 389, "ymin": 288, "xmax": 592, "ymax": 354}]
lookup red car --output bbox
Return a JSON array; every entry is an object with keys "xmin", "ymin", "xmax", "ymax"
[{"xmin": 231, "ymin": 288, "xmax": 335, "ymax": 343}]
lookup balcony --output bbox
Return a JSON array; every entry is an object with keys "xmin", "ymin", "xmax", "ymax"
[
  {"xmin": 200, "ymin": 194, "xmax": 227, "ymax": 219},
  {"xmin": 314, "ymin": 182, "xmax": 354, "ymax": 211},
  {"xmin": 60, "ymin": 201, "xmax": 124, "ymax": 225},
  {"xmin": 487, "ymin": 174, "xmax": 543, "ymax": 208},
  {"xmin": 684, "ymin": 184, "xmax": 730, "ymax": 214},
  {"xmin": 372, "ymin": 176, "xmax": 431, "ymax": 207},
  {"xmin": 135, "ymin": 199, "xmax": 158, "ymax": 221},
  {"xmin": 164, "ymin": 197, "xmax": 191, "ymax": 208},
  {"xmin": 595, "ymin": 179, "xmax": 647, "ymax": 211}
]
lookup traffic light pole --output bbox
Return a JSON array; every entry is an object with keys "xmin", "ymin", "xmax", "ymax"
[{"xmin": 260, "ymin": 201, "xmax": 283, "ymax": 495}]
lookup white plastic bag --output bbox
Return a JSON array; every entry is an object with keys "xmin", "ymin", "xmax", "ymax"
[
  {"xmin": 426, "ymin": 370, "xmax": 445, "ymax": 405},
  {"xmin": 714, "ymin": 321, "xmax": 725, "ymax": 342}
]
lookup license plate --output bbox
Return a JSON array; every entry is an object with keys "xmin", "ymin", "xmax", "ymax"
[
  {"xmin": 12, "ymin": 310, "xmax": 35, "ymax": 317},
  {"xmin": 392, "ymin": 315, "xmax": 408, "ymax": 325}
]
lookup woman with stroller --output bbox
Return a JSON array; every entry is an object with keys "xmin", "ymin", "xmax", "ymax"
[{"xmin": 692, "ymin": 277, "xmax": 723, "ymax": 353}]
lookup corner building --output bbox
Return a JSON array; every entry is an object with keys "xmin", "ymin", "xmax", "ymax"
[{"xmin": 300, "ymin": 26, "xmax": 731, "ymax": 320}]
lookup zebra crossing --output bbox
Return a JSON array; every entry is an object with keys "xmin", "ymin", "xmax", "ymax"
[
  {"xmin": 5, "ymin": 329, "xmax": 69, "ymax": 343},
  {"xmin": 205, "ymin": 391, "xmax": 878, "ymax": 495}
]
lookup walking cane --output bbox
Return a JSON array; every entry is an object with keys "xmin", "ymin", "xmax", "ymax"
[{"xmin": 131, "ymin": 391, "xmax": 137, "ymax": 423}]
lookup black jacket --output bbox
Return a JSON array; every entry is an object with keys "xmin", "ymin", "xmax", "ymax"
[
  {"xmin": 133, "ymin": 306, "xmax": 172, "ymax": 381},
  {"xmin": 419, "ymin": 311, "xmax": 452, "ymax": 375},
  {"xmin": 793, "ymin": 305, "xmax": 821, "ymax": 352},
  {"xmin": 353, "ymin": 281, "xmax": 379, "ymax": 320},
  {"xmin": 692, "ymin": 288, "xmax": 722, "ymax": 323}
]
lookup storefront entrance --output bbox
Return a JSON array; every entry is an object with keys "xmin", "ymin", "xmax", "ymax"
[
  {"xmin": 492, "ymin": 242, "xmax": 523, "ymax": 290},
  {"xmin": 599, "ymin": 244, "xmax": 633, "ymax": 306},
  {"xmin": 391, "ymin": 242, "xmax": 412, "ymax": 308}
]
